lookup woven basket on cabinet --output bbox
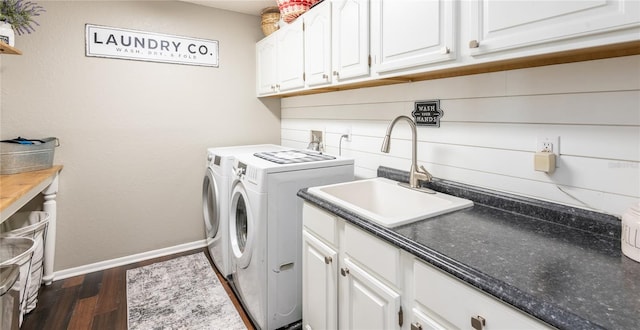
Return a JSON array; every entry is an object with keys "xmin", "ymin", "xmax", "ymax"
[
  {"xmin": 261, "ymin": 6, "xmax": 281, "ymax": 36},
  {"xmin": 277, "ymin": 0, "xmax": 320, "ymax": 23}
]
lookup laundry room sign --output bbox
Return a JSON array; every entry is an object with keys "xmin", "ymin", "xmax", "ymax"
[{"xmin": 85, "ymin": 24, "xmax": 219, "ymax": 67}]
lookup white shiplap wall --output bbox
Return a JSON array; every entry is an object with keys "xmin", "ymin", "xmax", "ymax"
[{"xmin": 281, "ymin": 55, "xmax": 640, "ymax": 217}]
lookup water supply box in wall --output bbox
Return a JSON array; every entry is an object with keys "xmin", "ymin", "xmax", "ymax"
[{"xmin": 0, "ymin": 137, "xmax": 59, "ymax": 175}]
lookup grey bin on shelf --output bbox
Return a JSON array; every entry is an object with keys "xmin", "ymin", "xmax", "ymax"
[
  {"xmin": 0, "ymin": 237, "xmax": 35, "ymax": 327},
  {"xmin": 0, "ymin": 211, "xmax": 49, "ymax": 315},
  {"xmin": 0, "ymin": 264, "xmax": 21, "ymax": 330},
  {"xmin": 0, "ymin": 137, "xmax": 59, "ymax": 175}
]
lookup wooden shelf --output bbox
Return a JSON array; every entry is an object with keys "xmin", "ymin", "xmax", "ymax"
[
  {"xmin": 0, "ymin": 165, "xmax": 63, "ymax": 221},
  {"xmin": 0, "ymin": 40, "xmax": 22, "ymax": 55}
]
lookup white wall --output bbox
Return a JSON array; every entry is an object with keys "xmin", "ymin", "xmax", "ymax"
[
  {"xmin": 1, "ymin": 1, "xmax": 280, "ymax": 270},
  {"xmin": 281, "ymin": 55, "xmax": 640, "ymax": 217}
]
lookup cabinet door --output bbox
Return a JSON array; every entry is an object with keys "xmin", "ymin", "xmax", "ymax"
[
  {"xmin": 339, "ymin": 258, "xmax": 402, "ymax": 330},
  {"xmin": 278, "ymin": 18, "xmax": 305, "ymax": 91},
  {"xmin": 411, "ymin": 307, "xmax": 449, "ymax": 330},
  {"xmin": 305, "ymin": 0, "xmax": 332, "ymax": 87},
  {"xmin": 468, "ymin": 0, "xmax": 640, "ymax": 56},
  {"xmin": 302, "ymin": 230, "xmax": 338, "ymax": 330},
  {"xmin": 371, "ymin": 0, "xmax": 456, "ymax": 74},
  {"xmin": 413, "ymin": 260, "xmax": 551, "ymax": 329},
  {"xmin": 256, "ymin": 34, "xmax": 278, "ymax": 95},
  {"xmin": 332, "ymin": 0, "xmax": 370, "ymax": 82}
]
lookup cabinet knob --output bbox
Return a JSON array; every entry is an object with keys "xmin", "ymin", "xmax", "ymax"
[
  {"xmin": 471, "ymin": 315, "xmax": 486, "ymax": 330},
  {"xmin": 411, "ymin": 322, "xmax": 423, "ymax": 330},
  {"xmin": 333, "ymin": 71, "xmax": 339, "ymax": 77},
  {"xmin": 322, "ymin": 73, "xmax": 328, "ymax": 80},
  {"xmin": 469, "ymin": 40, "xmax": 480, "ymax": 48},
  {"xmin": 441, "ymin": 46, "xmax": 450, "ymax": 54},
  {"xmin": 324, "ymin": 256, "xmax": 332, "ymax": 264},
  {"xmin": 340, "ymin": 267, "xmax": 349, "ymax": 276}
]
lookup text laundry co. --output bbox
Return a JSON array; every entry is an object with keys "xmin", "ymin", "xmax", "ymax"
[{"xmin": 85, "ymin": 24, "xmax": 219, "ymax": 67}]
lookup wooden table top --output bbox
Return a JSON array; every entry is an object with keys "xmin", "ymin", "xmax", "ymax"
[{"xmin": 0, "ymin": 165, "xmax": 63, "ymax": 214}]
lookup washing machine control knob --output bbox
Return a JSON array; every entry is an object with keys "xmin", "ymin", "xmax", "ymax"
[{"xmin": 233, "ymin": 167, "xmax": 246, "ymax": 178}]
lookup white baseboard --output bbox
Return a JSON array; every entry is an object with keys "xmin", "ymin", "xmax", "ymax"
[{"xmin": 53, "ymin": 239, "xmax": 207, "ymax": 282}]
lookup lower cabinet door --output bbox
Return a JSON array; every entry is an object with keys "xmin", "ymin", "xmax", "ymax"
[
  {"xmin": 411, "ymin": 306, "xmax": 449, "ymax": 330},
  {"xmin": 339, "ymin": 258, "xmax": 402, "ymax": 330},
  {"xmin": 413, "ymin": 260, "xmax": 552, "ymax": 329},
  {"xmin": 302, "ymin": 230, "xmax": 338, "ymax": 330}
]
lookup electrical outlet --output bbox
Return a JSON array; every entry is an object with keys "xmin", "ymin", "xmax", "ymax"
[
  {"xmin": 309, "ymin": 130, "xmax": 324, "ymax": 151},
  {"xmin": 536, "ymin": 136, "xmax": 560, "ymax": 156},
  {"xmin": 310, "ymin": 130, "xmax": 323, "ymax": 143}
]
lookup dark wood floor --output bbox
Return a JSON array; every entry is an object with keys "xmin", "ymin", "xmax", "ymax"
[{"xmin": 21, "ymin": 248, "xmax": 255, "ymax": 330}]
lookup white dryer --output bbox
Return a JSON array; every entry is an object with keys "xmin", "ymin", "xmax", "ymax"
[
  {"xmin": 202, "ymin": 144, "xmax": 285, "ymax": 277},
  {"xmin": 228, "ymin": 150, "xmax": 354, "ymax": 330}
]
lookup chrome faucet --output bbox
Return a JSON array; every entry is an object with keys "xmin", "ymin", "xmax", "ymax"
[{"xmin": 381, "ymin": 115, "xmax": 433, "ymax": 188}]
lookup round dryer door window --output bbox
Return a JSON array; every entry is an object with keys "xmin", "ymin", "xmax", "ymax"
[
  {"xmin": 202, "ymin": 169, "xmax": 219, "ymax": 239},
  {"xmin": 230, "ymin": 183, "xmax": 253, "ymax": 268}
]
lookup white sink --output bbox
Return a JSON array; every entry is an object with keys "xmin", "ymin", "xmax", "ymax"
[{"xmin": 308, "ymin": 177, "xmax": 473, "ymax": 228}]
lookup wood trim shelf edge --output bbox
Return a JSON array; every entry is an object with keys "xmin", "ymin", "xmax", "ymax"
[{"xmin": 0, "ymin": 40, "xmax": 22, "ymax": 55}]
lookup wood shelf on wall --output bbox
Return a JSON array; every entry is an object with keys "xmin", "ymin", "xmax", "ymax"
[{"xmin": 0, "ymin": 41, "xmax": 22, "ymax": 55}]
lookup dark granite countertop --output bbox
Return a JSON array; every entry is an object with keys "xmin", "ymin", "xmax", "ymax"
[{"xmin": 297, "ymin": 166, "xmax": 640, "ymax": 330}]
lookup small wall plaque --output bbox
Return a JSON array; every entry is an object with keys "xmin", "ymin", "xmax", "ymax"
[{"xmin": 412, "ymin": 100, "xmax": 443, "ymax": 127}]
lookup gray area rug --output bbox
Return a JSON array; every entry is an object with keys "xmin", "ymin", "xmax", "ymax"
[{"xmin": 126, "ymin": 252, "xmax": 246, "ymax": 330}]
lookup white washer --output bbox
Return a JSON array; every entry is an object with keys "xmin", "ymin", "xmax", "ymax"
[
  {"xmin": 202, "ymin": 144, "xmax": 285, "ymax": 277},
  {"xmin": 228, "ymin": 150, "xmax": 354, "ymax": 330}
]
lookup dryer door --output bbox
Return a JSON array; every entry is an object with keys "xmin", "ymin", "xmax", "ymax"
[
  {"xmin": 229, "ymin": 182, "xmax": 254, "ymax": 269},
  {"xmin": 202, "ymin": 168, "xmax": 220, "ymax": 239}
]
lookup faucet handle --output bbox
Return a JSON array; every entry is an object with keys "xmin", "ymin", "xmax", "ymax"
[{"xmin": 418, "ymin": 165, "xmax": 433, "ymax": 182}]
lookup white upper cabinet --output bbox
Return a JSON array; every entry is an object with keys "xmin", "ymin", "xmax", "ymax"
[
  {"xmin": 256, "ymin": 19, "xmax": 305, "ymax": 96},
  {"xmin": 467, "ymin": 0, "xmax": 640, "ymax": 57},
  {"xmin": 277, "ymin": 18, "xmax": 305, "ymax": 92},
  {"xmin": 257, "ymin": 0, "xmax": 639, "ymax": 96},
  {"xmin": 332, "ymin": 0, "xmax": 370, "ymax": 82},
  {"xmin": 371, "ymin": 0, "xmax": 456, "ymax": 74},
  {"xmin": 256, "ymin": 34, "xmax": 278, "ymax": 95},
  {"xmin": 305, "ymin": 0, "xmax": 333, "ymax": 87}
]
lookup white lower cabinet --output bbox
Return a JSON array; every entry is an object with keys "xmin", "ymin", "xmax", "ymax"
[
  {"xmin": 303, "ymin": 203, "xmax": 403, "ymax": 330},
  {"xmin": 411, "ymin": 260, "xmax": 552, "ymax": 330},
  {"xmin": 302, "ymin": 202, "xmax": 552, "ymax": 330},
  {"xmin": 302, "ymin": 230, "xmax": 338, "ymax": 330},
  {"xmin": 339, "ymin": 258, "xmax": 402, "ymax": 330},
  {"xmin": 411, "ymin": 307, "xmax": 449, "ymax": 330}
]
